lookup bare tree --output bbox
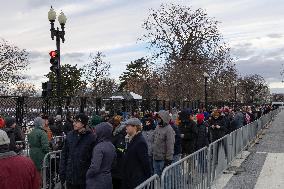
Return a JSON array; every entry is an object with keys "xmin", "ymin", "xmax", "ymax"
[
  {"xmin": 82, "ymin": 52, "xmax": 113, "ymax": 97},
  {"xmin": 13, "ymin": 82, "xmax": 37, "ymax": 96},
  {"xmin": 238, "ymin": 74, "xmax": 270, "ymax": 104},
  {"xmin": 142, "ymin": 4, "xmax": 237, "ymax": 102},
  {"xmin": 0, "ymin": 39, "xmax": 29, "ymax": 95}
]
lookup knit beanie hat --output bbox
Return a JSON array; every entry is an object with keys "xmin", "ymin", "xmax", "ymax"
[
  {"xmin": 196, "ymin": 113, "xmax": 205, "ymax": 122},
  {"xmin": 0, "ymin": 118, "xmax": 5, "ymax": 129},
  {"xmin": 74, "ymin": 113, "xmax": 89, "ymax": 126},
  {"xmin": 0, "ymin": 130, "xmax": 10, "ymax": 146},
  {"xmin": 5, "ymin": 117, "xmax": 16, "ymax": 128},
  {"xmin": 34, "ymin": 117, "xmax": 44, "ymax": 128},
  {"xmin": 90, "ymin": 115, "xmax": 102, "ymax": 128}
]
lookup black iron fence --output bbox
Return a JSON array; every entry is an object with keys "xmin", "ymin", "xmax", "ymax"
[{"xmin": 0, "ymin": 96, "xmax": 247, "ymax": 128}]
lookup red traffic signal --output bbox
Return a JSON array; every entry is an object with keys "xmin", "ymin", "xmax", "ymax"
[{"xmin": 49, "ymin": 50, "xmax": 57, "ymax": 58}]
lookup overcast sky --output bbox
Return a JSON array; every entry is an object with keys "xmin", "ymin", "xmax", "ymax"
[{"xmin": 1, "ymin": 0, "xmax": 284, "ymax": 93}]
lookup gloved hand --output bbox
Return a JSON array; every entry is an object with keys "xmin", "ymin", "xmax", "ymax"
[{"xmin": 164, "ymin": 159, "xmax": 172, "ymax": 167}]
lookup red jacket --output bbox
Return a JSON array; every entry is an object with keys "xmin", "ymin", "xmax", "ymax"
[{"xmin": 0, "ymin": 153, "xmax": 40, "ymax": 189}]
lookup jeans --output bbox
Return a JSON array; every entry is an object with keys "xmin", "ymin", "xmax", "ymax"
[{"xmin": 153, "ymin": 160, "xmax": 165, "ymax": 176}]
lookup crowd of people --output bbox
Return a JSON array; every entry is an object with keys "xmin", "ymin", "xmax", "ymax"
[{"xmin": 0, "ymin": 104, "xmax": 274, "ymax": 189}]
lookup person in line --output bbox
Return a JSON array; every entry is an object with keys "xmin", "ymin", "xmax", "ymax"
[
  {"xmin": 42, "ymin": 114, "xmax": 53, "ymax": 142},
  {"xmin": 60, "ymin": 113, "xmax": 96, "ymax": 189},
  {"xmin": 141, "ymin": 115, "xmax": 156, "ymax": 174},
  {"xmin": 2, "ymin": 117, "xmax": 22, "ymax": 153},
  {"xmin": 121, "ymin": 118, "xmax": 151, "ymax": 189},
  {"xmin": 0, "ymin": 129, "xmax": 40, "ymax": 189},
  {"xmin": 152, "ymin": 110, "xmax": 175, "ymax": 176},
  {"xmin": 62, "ymin": 112, "xmax": 74, "ymax": 135},
  {"xmin": 111, "ymin": 118, "xmax": 127, "ymax": 189},
  {"xmin": 27, "ymin": 117, "xmax": 50, "ymax": 172},
  {"xmin": 178, "ymin": 109, "xmax": 198, "ymax": 156},
  {"xmin": 86, "ymin": 122, "xmax": 116, "ymax": 189}
]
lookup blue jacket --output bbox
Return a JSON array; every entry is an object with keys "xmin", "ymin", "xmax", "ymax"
[
  {"xmin": 59, "ymin": 129, "xmax": 96, "ymax": 185},
  {"xmin": 122, "ymin": 132, "xmax": 151, "ymax": 189}
]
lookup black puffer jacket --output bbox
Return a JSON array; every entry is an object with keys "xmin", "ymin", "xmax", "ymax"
[
  {"xmin": 195, "ymin": 121, "xmax": 209, "ymax": 150},
  {"xmin": 179, "ymin": 120, "xmax": 198, "ymax": 155},
  {"xmin": 208, "ymin": 116, "xmax": 226, "ymax": 142}
]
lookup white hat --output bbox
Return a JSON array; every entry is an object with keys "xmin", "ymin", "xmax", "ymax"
[{"xmin": 0, "ymin": 130, "xmax": 10, "ymax": 146}]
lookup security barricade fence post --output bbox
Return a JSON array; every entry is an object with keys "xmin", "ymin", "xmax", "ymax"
[
  {"xmin": 135, "ymin": 174, "xmax": 161, "ymax": 189},
  {"xmin": 41, "ymin": 150, "xmax": 62, "ymax": 189},
  {"xmin": 160, "ymin": 147, "xmax": 208, "ymax": 189},
  {"xmin": 15, "ymin": 140, "xmax": 29, "ymax": 157}
]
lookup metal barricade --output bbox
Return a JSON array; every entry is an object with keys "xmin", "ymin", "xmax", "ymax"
[
  {"xmin": 51, "ymin": 136, "xmax": 66, "ymax": 151},
  {"xmin": 208, "ymin": 135, "xmax": 231, "ymax": 183},
  {"xmin": 135, "ymin": 174, "xmax": 161, "ymax": 189},
  {"xmin": 16, "ymin": 140, "xmax": 29, "ymax": 157},
  {"xmin": 42, "ymin": 150, "xmax": 62, "ymax": 189},
  {"xmin": 161, "ymin": 147, "xmax": 208, "ymax": 189}
]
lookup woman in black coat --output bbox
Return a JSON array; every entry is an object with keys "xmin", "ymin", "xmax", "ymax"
[
  {"xmin": 122, "ymin": 118, "xmax": 151, "ymax": 189},
  {"xmin": 195, "ymin": 114, "xmax": 209, "ymax": 150}
]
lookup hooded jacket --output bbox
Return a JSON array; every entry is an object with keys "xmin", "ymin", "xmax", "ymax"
[
  {"xmin": 86, "ymin": 122, "xmax": 116, "ymax": 189},
  {"xmin": 27, "ymin": 117, "xmax": 50, "ymax": 171},
  {"xmin": 153, "ymin": 110, "xmax": 175, "ymax": 161}
]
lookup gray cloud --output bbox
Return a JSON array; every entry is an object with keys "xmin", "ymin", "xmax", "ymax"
[
  {"xmin": 24, "ymin": 74, "xmax": 43, "ymax": 81},
  {"xmin": 267, "ymin": 33, "xmax": 283, "ymax": 39},
  {"xmin": 231, "ymin": 43, "xmax": 255, "ymax": 58},
  {"xmin": 28, "ymin": 51, "xmax": 49, "ymax": 59},
  {"xmin": 236, "ymin": 52, "xmax": 284, "ymax": 81}
]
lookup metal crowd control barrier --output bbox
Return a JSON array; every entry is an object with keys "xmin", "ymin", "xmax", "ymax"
[
  {"xmin": 135, "ymin": 174, "xmax": 161, "ymax": 189},
  {"xmin": 161, "ymin": 147, "xmax": 208, "ymax": 189},
  {"xmin": 42, "ymin": 150, "xmax": 62, "ymax": 189},
  {"xmin": 207, "ymin": 109, "xmax": 280, "ymax": 187},
  {"xmin": 136, "ymin": 108, "xmax": 281, "ymax": 189},
  {"xmin": 16, "ymin": 139, "xmax": 29, "ymax": 157}
]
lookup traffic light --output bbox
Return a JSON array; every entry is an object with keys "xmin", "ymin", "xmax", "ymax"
[
  {"xmin": 42, "ymin": 81, "xmax": 53, "ymax": 97},
  {"xmin": 49, "ymin": 50, "xmax": 59, "ymax": 72}
]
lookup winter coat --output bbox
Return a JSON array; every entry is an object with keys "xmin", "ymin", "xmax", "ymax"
[
  {"xmin": 153, "ymin": 124, "xmax": 175, "ymax": 161},
  {"xmin": 59, "ymin": 129, "xmax": 96, "ymax": 185},
  {"xmin": 171, "ymin": 124, "xmax": 182, "ymax": 155},
  {"xmin": 179, "ymin": 120, "xmax": 198, "ymax": 155},
  {"xmin": 50, "ymin": 121, "xmax": 63, "ymax": 136},
  {"xmin": 27, "ymin": 127, "xmax": 50, "ymax": 171},
  {"xmin": 86, "ymin": 122, "xmax": 116, "ymax": 189},
  {"xmin": 142, "ymin": 130, "xmax": 155, "ymax": 156},
  {"xmin": 0, "ymin": 151, "xmax": 40, "ymax": 189},
  {"xmin": 62, "ymin": 119, "xmax": 73, "ymax": 134},
  {"xmin": 196, "ymin": 121, "xmax": 209, "ymax": 150},
  {"xmin": 233, "ymin": 111, "xmax": 244, "ymax": 129},
  {"xmin": 222, "ymin": 115, "xmax": 232, "ymax": 134},
  {"xmin": 111, "ymin": 123, "xmax": 127, "ymax": 180},
  {"xmin": 121, "ymin": 132, "xmax": 151, "ymax": 189},
  {"xmin": 208, "ymin": 116, "xmax": 226, "ymax": 142},
  {"xmin": 2, "ymin": 127, "xmax": 17, "ymax": 153},
  {"xmin": 43, "ymin": 125, "xmax": 53, "ymax": 142}
]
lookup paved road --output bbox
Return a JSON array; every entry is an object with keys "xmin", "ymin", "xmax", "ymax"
[{"xmin": 218, "ymin": 109, "xmax": 284, "ymax": 189}]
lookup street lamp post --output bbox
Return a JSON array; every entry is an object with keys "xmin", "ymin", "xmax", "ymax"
[
  {"xmin": 234, "ymin": 82, "xmax": 237, "ymax": 105},
  {"xmin": 203, "ymin": 72, "xmax": 209, "ymax": 110},
  {"xmin": 48, "ymin": 6, "xmax": 67, "ymax": 115}
]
